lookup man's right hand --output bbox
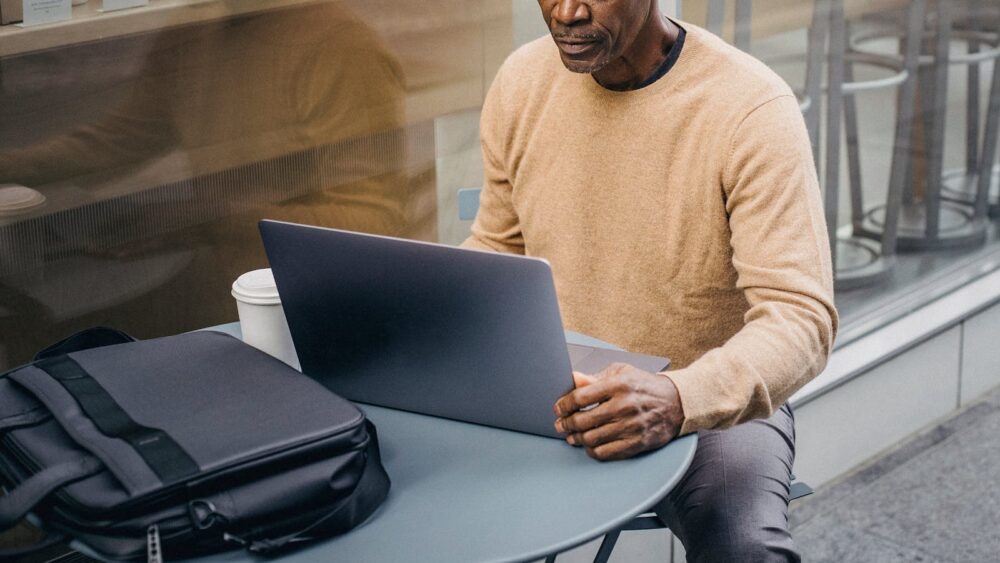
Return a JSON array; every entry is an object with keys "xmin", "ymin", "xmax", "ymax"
[{"xmin": 553, "ymin": 364, "xmax": 684, "ymax": 461}]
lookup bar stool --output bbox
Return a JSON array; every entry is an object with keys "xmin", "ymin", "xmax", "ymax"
[
  {"xmin": 849, "ymin": 0, "xmax": 1000, "ymax": 251},
  {"xmin": 823, "ymin": 0, "xmax": 927, "ymax": 289},
  {"xmin": 940, "ymin": 3, "xmax": 1000, "ymax": 220}
]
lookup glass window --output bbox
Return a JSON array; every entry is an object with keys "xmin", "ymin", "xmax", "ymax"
[
  {"xmin": 2, "ymin": 0, "xmax": 998, "ymax": 372},
  {"xmin": 0, "ymin": 0, "xmax": 510, "ymax": 369}
]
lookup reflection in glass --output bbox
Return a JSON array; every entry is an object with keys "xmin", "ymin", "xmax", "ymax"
[{"xmin": 0, "ymin": 2, "xmax": 448, "ymax": 368}]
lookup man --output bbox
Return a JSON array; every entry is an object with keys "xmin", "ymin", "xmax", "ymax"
[{"xmin": 462, "ymin": 1, "xmax": 837, "ymax": 561}]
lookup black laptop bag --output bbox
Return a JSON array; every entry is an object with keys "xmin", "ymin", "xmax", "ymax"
[{"xmin": 0, "ymin": 328, "xmax": 390, "ymax": 560}]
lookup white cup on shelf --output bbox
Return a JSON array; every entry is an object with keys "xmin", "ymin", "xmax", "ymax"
[{"xmin": 231, "ymin": 268, "xmax": 300, "ymax": 370}]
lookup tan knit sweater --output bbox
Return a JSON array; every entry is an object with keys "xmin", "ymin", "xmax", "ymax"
[{"xmin": 462, "ymin": 24, "xmax": 838, "ymax": 435}]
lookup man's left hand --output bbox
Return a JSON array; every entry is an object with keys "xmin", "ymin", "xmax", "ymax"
[{"xmin": 553, "ymin": 363, "xmax": 684, "ymax": 461}]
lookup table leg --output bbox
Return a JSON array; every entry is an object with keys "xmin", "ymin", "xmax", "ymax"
[{"xmin": 592, "ymin": 530, "xmax": 621, "ymax": 563}]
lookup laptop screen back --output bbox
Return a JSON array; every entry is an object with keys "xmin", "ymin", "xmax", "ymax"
[{"xmin": 259, "ymin": 220, "xmax": 575, "ymax": 437}]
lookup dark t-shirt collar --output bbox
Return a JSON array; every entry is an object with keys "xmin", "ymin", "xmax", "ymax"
[{"xmin": 632, "ymin": 23, "xmax": 687, "ymax": 90}]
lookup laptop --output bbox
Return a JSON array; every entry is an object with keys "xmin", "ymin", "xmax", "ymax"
[{"xmin": 259, "ymin": 220, "xmax": 670, "ymax": 438}]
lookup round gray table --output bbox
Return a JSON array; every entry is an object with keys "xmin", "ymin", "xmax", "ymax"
[{"xmin": 184, "ymin": 324, "xmax": 697, "ymax": 563}]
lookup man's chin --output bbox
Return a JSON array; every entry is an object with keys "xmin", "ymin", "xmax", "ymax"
[{"xmin": 559, "ymin": 54, "xmax": 608, "ymax": 75}]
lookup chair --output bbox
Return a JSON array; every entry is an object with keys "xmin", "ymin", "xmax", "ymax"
[{"xmin": 544, "ymin": 479, "xmax": 814, "ymax": 563}]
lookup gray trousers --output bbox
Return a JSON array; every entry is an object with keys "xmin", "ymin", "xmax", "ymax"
[{"xmin": 654, "ymin": 404, "xmax": 798, "ymax": 563}]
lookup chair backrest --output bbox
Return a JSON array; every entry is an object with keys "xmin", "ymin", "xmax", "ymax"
[{"xmin": 457, "ymin": 187, "xmax": 482, "ymax": 221}]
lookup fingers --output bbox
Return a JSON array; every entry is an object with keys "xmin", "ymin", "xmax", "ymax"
[
  {"xmin": 585, "ymin": 437, "xmax": 644, "ymax": 461},
  {"xmin": 568, "ymin": 417, "xmax": 641, "ymax": 448},
  {"xmin": 572, "ymin": 371, "xmax": 596, "ymax": 387},
  {"xmin": 554, "ymin": 377, "xmax": 617, "ymax": 418},
  {"xmin": 558, "ymin": 398, "xmax": 624, "ymax": 434}
]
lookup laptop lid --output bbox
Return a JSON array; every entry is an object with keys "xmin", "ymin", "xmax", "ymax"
[{"xmin": 259, "ymin": 220, "xmax": 575, "ymax": 437}]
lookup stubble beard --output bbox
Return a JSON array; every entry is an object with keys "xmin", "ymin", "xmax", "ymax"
[{"xmin": 559, "ymin": 52, "xmax": 613, "ymax": 75}]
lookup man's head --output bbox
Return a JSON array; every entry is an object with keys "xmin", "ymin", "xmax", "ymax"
[{"xmin": 538, "ymin": 0, "xmax": 659, "ymax": 75}]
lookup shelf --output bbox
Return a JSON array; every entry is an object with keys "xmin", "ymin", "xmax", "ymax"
[{"xmin": 0, "ymin": 0, "xmax": 322, "ymax": 58}]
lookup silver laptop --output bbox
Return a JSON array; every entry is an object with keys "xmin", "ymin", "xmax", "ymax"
[{"xmin": 259, "ymin": 220, "xmax": 669, "ymax": 438}]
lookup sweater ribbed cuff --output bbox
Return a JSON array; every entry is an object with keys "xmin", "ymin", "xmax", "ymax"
[{"xmin": 662, "ymin": 367, "xmax": 712, "ymax": 435}]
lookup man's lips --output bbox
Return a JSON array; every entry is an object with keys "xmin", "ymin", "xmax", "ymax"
[{"xmin": 555, "ymin": 38, "xmax": 599, "ymax": 55}]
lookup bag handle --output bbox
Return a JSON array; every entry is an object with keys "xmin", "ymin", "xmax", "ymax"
[
  {"xmin": 34, "ymin": 327, "xmax": 136, "ymax": 362},
  {"xmin": 0, "ymin": 456, "xmax": 103, "ymax": 530}
]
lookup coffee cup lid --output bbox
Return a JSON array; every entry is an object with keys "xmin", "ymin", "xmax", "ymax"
[
  {"xmin": 232, "ymin": 268, "xmax": 281, "ymax": 305},
  {"xmin": 0, "ymin": 185, "xmax": 46, "ymax": 216}
]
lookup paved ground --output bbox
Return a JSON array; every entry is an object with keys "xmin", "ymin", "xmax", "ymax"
[{"xmin": 791, "ymin": 384, "xmax": 1000, "ymax": 562}]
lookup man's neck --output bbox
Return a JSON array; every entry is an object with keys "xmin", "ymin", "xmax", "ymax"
[{"xmin": 593, "ymin": 13, "xmax": 680, "ymax": 92}]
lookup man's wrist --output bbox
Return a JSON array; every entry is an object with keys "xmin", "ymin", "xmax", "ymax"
[{"xmin": 660, "ymin": 372, "xmax": 687, "ymax": 435}]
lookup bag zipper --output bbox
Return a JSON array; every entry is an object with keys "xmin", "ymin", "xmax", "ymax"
[{"xmin": 146, "ymin": 524, "xmax": 163, "ymax": 563}]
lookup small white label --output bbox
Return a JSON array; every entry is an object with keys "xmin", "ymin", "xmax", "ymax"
[
  {"xmin": 20, "ymin": 0, "xmax": 70, "ymax": 26},
  {"xmin": 102, "ymin": 0, "xmax": 145, "ymax": 12}
]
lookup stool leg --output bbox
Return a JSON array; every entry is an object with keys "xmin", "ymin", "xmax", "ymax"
[
  {"xmin": 843, "ymin": 44, "xmax": 865, "ymax": 231},
  {"xmin": 966, "ymin": 0, "xmax": 982, "ymax": 176},
  {"xmin": 824, "ymin": 0, "xmax": 846, "ymax": 269},
  {"xmin": 706, "ymin": 0, "xmax": 726, "ymax": 37},
  {"xmin": 974, "ymin": 34, "xmax": 1000, "ymax": 218},
  {"xmin": 882, "ymin": 0, "xmax": 928, "ymax": 256},
  {"xmin": 804, "ymin": 0, "xmax": 828, "ymax": 167},
  {"xmin": 735, "ymin": 0, "xmax": 752, "ymax": 52},
  {"xmin": 925, "ymin": 0, "xmax": 953, "ymax": 240}
]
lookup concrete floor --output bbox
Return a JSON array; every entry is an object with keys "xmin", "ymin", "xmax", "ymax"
[{"xmin": 791, "ymin": 384, "xmax": 1000, "ymax": 562}]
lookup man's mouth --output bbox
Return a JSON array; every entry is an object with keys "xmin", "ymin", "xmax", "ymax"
[{"xmin": 555, "ymin": 37, "xmax": 600, "ymax": 55}]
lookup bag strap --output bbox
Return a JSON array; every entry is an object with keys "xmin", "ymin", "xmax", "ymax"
[
  {"xmin": 34, "ymin": 355, "xmax": 200, "ymax": 484},
  {"xmin": 0, "ymin": 456, "xmax": 103, "ymax": 530},
  {"xmin": 232, "ymin": 420, "xmax": 391, "ymax": 554},
  {"xmin": 0, "ymin": 458, "xmax": 100, "ymax": 559},
  {"xmin": 0, "ymin": 408, "xmax": 50, "ymax": 432}
]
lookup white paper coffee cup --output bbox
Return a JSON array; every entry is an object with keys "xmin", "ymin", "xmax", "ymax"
[{"xmin": 231, "ymin": 268, "xmax": 300, "ymax": 370}]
